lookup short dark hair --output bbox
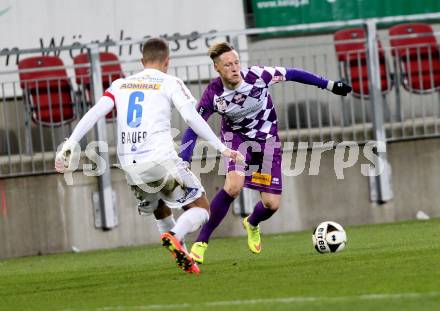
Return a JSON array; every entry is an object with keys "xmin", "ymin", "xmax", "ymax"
[
  {"xmin": 142, "ymin": 37, "xmax": 169, "ymax": 63},
  {"xmin": 208, "ymin": 42, "xmax": 235, "ymax": 62}
]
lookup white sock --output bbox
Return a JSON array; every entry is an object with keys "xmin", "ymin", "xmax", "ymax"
[
  {"xmin": 171, "ymin": 207, "xmax": 209, "ymax": 241},
  {"xmin": 155, "ymin": 215, "xmax": 176, "ymax": 235}
]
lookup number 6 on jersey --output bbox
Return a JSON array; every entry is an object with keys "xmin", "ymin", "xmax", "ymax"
[{"xmin": 127, "ymin": 91, "xmax": 144, "ymax": 128}]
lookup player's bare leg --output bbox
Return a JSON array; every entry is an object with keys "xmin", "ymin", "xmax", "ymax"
[
  {"xmin": 224, "ymin": 171, "xmax": 246, "ymax": 198},
  {"xmin": 153, "ymin": 201, "xmax": 172, "ymax": 218},
  {"xmin": 255, "ymin": 192, "xmax": 281, "ymax": 218}
]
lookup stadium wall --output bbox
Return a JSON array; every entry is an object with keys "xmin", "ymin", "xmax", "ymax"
[{"xmin": 1, "ymin": 138, "xmax": 439, "ymax": 259}]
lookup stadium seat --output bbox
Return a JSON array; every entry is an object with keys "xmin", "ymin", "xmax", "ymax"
[
  {"xmin": 18, "ymin": 56, "xmax": 76, "ymax": 125},
  {"xmin": 73, "ymin": 52, "xmax": 123, "ymax": 119},
  {"xmin": 389, "ymin": 23, "xmax": 440, "ymax": 93},
  {"xmin": 334, "ymin": 28, "xmax": 392, "ymax": 98}
]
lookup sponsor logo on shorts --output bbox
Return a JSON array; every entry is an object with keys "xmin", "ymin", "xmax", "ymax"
[
  {"xmin": 176, "ymin": 187, "xmax": 198, "ymax": 203},
  {"xmin": 251, "ymin": 172, "xmax": 272, "ymax": 186},
  {"xmin": 272, "ymin": 177, "xmax": 280, "ymax": 185}
]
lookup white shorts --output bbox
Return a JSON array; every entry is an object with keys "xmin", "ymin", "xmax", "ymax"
[{"xmin": 124, "ymin": 158, "xmax": 205, "ymax": 213}]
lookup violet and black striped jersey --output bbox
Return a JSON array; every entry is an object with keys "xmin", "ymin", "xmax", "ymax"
[
  {"xmin": 196, "ymin": 66, "xmax": 328, "ymax": 141},
  {"xmin": 180, "ymin": 65, "xmax": 329, "ymax": 162}
]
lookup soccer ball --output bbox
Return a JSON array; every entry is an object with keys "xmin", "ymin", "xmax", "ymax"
[{"xmin": 312, "ymin": 221, "xmax": 347, "ymax": 253}]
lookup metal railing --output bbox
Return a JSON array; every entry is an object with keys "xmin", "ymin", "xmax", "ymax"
[{"xmin": 1, "ymin": 13, "xmax": 440, "ymax": 204}]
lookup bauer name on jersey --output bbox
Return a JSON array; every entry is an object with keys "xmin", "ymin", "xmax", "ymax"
[{"xmin": 103, "ymin": 69, "xmax": 197, "ymax": 166}]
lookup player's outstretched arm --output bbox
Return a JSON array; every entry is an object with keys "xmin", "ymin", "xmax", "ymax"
[
  {"xmin": 179, "ymin": 86, "xmax": 215, "ymax": 163},
  {"xmin": 55, "ymin": 95, "xmax": 114, "ymax": 173},
  {"xmin": 179, "ymin": 127, "xmax": 198, "ymax": 163},
  {"xmin": 282, "ymin": 67, "xmax": 352, "ymax": 95},
  {"xmin": 172, "ymin": 78, "xmax": 244, "ymax": 164}
]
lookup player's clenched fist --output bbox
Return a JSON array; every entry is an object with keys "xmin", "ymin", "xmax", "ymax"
[
  {"xmin": 221, "ymin": 148, "xmax": 246, "ymax": 165},
  {"xmin": 330, "ymin": 80, "xmax": 352, "ymax": 96},
  {"xmin": 55, "ymin": 139, "xmax": 77, "ymax": 173}
]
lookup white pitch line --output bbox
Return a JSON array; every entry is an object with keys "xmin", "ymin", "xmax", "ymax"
[{"xmin": 62, "ymin": 291, "xmax": 440, "ymax": 311}]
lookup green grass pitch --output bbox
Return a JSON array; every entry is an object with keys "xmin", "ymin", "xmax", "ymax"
[{"xmin": 1, "ymin": 219, "xmax": 439, "ymax": 311}]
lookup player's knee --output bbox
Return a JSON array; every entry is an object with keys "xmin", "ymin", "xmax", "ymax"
[
  {"xmin": 224, "ymin": 171, "xmax": 245, "ymax": 198},
  {"xmin": 153, "ymin": 201, "xmax": 172, "ymax": 219},
  {"xmin": 224, "ymin": 184, "xmax": 242, "ymax": 198},
  {"xmin": 262, "ymin": 199, "xmax": 280, "ymax": 211}
]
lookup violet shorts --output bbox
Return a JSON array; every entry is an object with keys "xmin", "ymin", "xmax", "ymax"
[{"xmin": 223, "ymin": 133, "xmax": 282, "ymax": 194}]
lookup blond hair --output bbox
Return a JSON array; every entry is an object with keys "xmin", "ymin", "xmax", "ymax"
[{"xmin": 208, "ymin": 42, "xmax": 235, "ymax": 62}]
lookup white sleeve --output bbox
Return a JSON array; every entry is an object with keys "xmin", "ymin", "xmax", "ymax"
[
  {"xmin": 177, "ymin": 103, "xmax": 227, "ymax": 153},
  {"xmin": 170, "ymin": 78, "xmax": 197, "ymax": 110},
  {"xmin": 68, "ymin": 95, "xmax": 114, "ymax": 143},
  {"xmin": 169, "ymin": 78, "xmax": 226, "ymax": 153}
]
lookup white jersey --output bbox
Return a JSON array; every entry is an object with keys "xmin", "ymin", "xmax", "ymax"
[
  {"xmin": 68, "ymin": 66, "xmax": 226, "ymax": 187},
  {"xmin": 104, "ymin": 68, "xmax": 197, "ymax": 166}
]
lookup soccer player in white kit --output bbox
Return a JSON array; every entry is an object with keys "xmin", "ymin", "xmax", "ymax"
[{"xmin": 55, "ymin": 38, "xmax": 244, "ymax": 274}]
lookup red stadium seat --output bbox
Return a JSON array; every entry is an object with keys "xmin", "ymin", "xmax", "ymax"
[
  {"xmin": 334, "ymin": 28, "xmax": 392, "ymax": 98},
  {"xmin": 18, "ymin": 56, "xmax": 75, "ymax": 125},
  {"xmin": 389, "ymin": 23, "xmax": 440, "ymax": 93},
  {"xmin": 73, "ymin": 52, "xmax": 123, "ymax": 119}
]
